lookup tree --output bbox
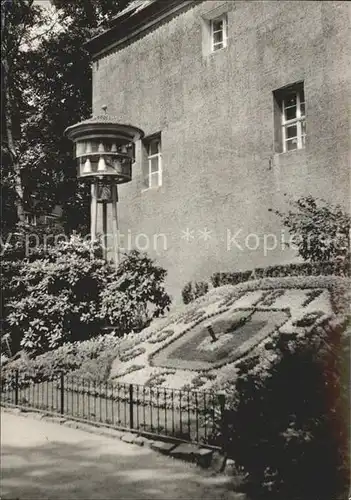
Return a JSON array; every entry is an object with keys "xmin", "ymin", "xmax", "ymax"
[
  {"xmin": 21, "ymin": 0, "xmax": 130, "ymax": 232},
  {"xmin": 1, "ymin": 0, "xmax": 44, "ymax": 222},
  {"xmin": 271, "ymin": 195, "xmax": 350, "ymax": 263},
  {"xmin": 1, "ymin": 0, "xmax": 130, "ymax": 232}
]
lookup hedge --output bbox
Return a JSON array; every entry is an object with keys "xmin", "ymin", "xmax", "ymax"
[{"xmin": 211, "ymin": 261, "xmax": 350, "ymax": 288}]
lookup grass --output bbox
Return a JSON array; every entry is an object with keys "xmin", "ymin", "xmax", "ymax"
[{"xmin": 151, "ymin": 310, "xmax": 289, "ymax": 371}]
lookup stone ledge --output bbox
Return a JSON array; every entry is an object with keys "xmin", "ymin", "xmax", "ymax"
[
  {"xmin": 44, "ymin": 415, "xmax": 67, "ymax": 425},
  {"xmin": 169, "ymin": 442, "xmax": 198, "ymax": 460},
  {"xmin": 30, "ymin": 412, "xmax": 47, "ymax": 421},
  {"xmin": 121, "ymin": 432, "xmax": 137, "ymax": 444},
  {"xmin": 170, "ymin": 443, "xmax": 214, "ymax": 467},
  {"xmin": 94, "ymin": 427, "xmax": 125, "ymax": 440},
  {"xmin": 12, "ymin": 407, "xmax": 26, "ymax": 415},
  {"xmin": 133, "ymin": 435, "xmax": 146, "ymax": 446},
  {"xmin": 194, "ymin": 448, "xmax": 214, "ymax": 468},
  {"xmin": 150, "ymin": 441, "xmax": 177, "ymax": 454},
  {"xmin": 142, "ymin": 438, "xmax": 156, "ymax": 448},
  {"xmin": 62, "ymin": 419, "xmax": 79, "ymax": 429}
]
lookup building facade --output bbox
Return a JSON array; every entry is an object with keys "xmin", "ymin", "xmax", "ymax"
[{"xmin": 87, "ymin": 0, "xmax": 350, "ymax": 300}]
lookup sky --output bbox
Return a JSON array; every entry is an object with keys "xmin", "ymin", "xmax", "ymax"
[{"xmin": 22, "ymin": 0, "xmax": 62, "ymax": 52}]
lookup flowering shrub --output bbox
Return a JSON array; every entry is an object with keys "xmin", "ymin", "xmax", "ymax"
[
  {"xmin": 301, "ymin": 288, "xmax": 323, "ymax": 307},
  {"xmin": 148, "ymin": 329, "xmax": 174, "ymax": 344},
  {"xmin": 2, "ymin": 230, "xmax": 171, "ymax": 355},
  {"xmin": 119, "ymin": 346, "xmax": 146, "ymax": 363},
  {"xmin": 99, "ymin": 250, "xmax": 171, "ymax": 333},
  {"xmin": 260, "ymin": 289, "xmax": 285, "ymax": 306},
  {"xmin": 112, "ymin": 364, "xmax": 144, "ymax": 379},
  {"xmin": 110, "ymin": 276, "xmax": 348, "ymax": 391},
  {"xmin": 69, "ymin": 353, "xmax": 117, "ymax": 382},
  {"xmin": 292, "ymin": 311, "xmax": 326, "ymax": 328},
  {"xmin": 190, "ymin": 372, "xmax": 216, "ymax": 389},
  {"xmin": 4, "ymin": 236, "xmax": 107, "ymax": 354},
  {"xmin": 175, "ymin": 308, "xmax": 207, "ymax": 325},
  {"xmin": 0, "ymin": 334, "xmax": 121, "ymax": 387},
  {"xmin": 144, "ymin": 370, "xmax": 176, "ymax": 388}
]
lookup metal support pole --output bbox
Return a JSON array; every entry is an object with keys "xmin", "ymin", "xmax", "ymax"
[
  {"xmin": 111, "ymin": 183, "xmax": 119, "ymax": 269},
  {"xmin": 15, "ymin": 370, "xmax": 19, "ymax": 406},
  {"xmin": 102, "ymin": 201, "xmax": 108, "ymax": 261},
  {"xmin": 90, "ymin": 181, "xmax": 98, "ymax": 243}
]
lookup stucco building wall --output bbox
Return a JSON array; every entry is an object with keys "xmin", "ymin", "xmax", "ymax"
[{"xmin": 92, "ymin": 0, "xmax": 350, "ymax": 301}]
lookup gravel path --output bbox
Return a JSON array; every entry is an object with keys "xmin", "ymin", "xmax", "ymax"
[{"xmin": 1, "ymin": 410, "xmax": 244, "ymax": 500}]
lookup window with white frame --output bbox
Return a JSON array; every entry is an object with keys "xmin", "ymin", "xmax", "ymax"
[
  {"xmin": 274, "ymin": 82, "xmax": 306, "ymax": 153},
  {"xmin": 210, "ymin": 14, "xmax": 228, "ymax": 52},
  {"xmin": 142, "ymin": 135, "xmax": 162, "ymax": 189},
  {"xmin": 24, "ymin": 212, "xmax": 37, "ymax": 226},
  {"xmin": 44, "ymin": 214, "xmax": 59, "ymax": 227}
]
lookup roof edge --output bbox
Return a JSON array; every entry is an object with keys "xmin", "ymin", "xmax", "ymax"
[{"xmin": 85, "ymin": 0, "xmax": 198, "ymax": 59}]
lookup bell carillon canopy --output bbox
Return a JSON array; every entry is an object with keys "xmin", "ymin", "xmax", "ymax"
[{"xmin": 64, "ymin": 114, "xmax": 144, "ymax": 183}]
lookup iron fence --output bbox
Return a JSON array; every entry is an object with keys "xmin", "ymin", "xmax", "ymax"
[{"xmin": 1, "ymin": 371, "xmax": 225, "ymax": 447}]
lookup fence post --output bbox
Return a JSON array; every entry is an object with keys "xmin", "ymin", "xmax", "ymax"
[
  {"xmin": 129, "ymin": 384, "xmax": 134, "ymax": 429},
  {"xmin": 15, "ymin": 370, "xmax": 19, "ymax": 406},
  {"xmin": 218, "ymin": 394, "xmax": 226, "ymax": 449},
  {"xmin": 60, "ymin": 372, "xmax": 64, "ymax": 415},
  {"xmin": 218, "ymin": 393, "xmax": 228, "ymax": 472}
]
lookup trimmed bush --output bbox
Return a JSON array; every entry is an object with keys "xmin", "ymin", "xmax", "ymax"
[
  {"xmin": 211, "ymin": 261, "xmax": 350, "ymax": 288},
  {"xmin": 182, "ymin": 281, "xmax": 209, "ymax": 304}
]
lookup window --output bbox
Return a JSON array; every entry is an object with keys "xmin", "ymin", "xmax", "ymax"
[
  {"xmin": 142, "ymin": 135, "xmax": 162, "ymax": 189},
  {"xmin": 43, "ymin": 214, "xmax": 59, "ymax": 227},
  {"xmin": 210, "ymin": 15, "xmax": 228, "ymax": 52},
  {"xmin": 273, "ymin": 82, "xmax": 306, "ymax": 153},
  {"xmin": 24, "ymin": 213, "xmax": 37, "ymax": 226},
  {"xmin": 201, "ymin": 6, "xmax": 229, "ymax": 57}
]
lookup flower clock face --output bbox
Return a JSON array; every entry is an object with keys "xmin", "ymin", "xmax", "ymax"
[
  {"xmin": 110, "ymin": 284, "xmax": 334, "ymax": 390},
  {"xmin": 150, "ymin": 309, "xmax": 289, "ymax": 371}
]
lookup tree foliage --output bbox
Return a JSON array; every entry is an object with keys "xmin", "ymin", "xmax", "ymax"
[
  {"xmin": 1, "ymin": 227, "xmax": 171, "ymax": 356},
  {"xmin": 1, "ymin": 0, "xmax": 43, "ymax": 222},
  {"xmin": 99, "ymin": 250, "xmax": 171, "ymax": 332},
  {"xmin": 181, "ymin": 280, "xmax": 209, "ymax": 304},
  {"xmin": 221, "ymin": 317, "xmax": 350, "ymax": 500},
  {"xmin": 271, "ymin": 196, "xmax": 350, "ymax": 263},
  {"xmin": 1, "ymin": 0, "xmax": 129, "ymax": 232}
]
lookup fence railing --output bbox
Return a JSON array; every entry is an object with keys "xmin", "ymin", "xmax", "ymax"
[{"xmin": 1, "ymin": 371, "xmax": 225, "ymax": 448}]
